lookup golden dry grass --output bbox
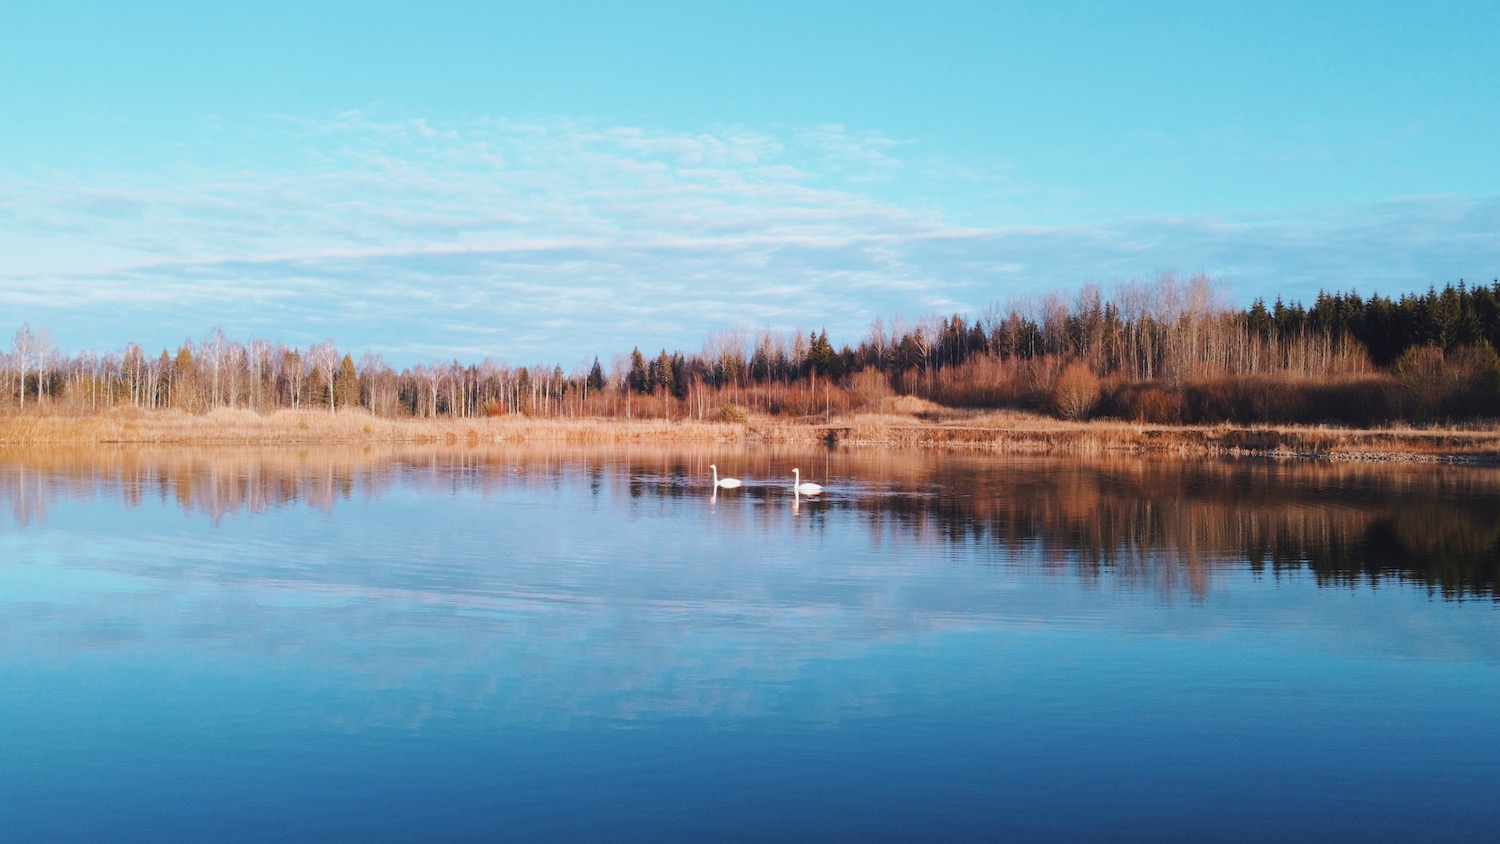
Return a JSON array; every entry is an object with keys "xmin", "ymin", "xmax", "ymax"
[
  {"xmin": 827, "ymin": 408, "xmax": 1500, "ymax": 462},
  {"xmin": 1, "ymin": 405, "xmax": 1497, "ymax": 462},
  {"xmin": 0, "ymin": 407, "xmax": 749, "ymax": 446}
]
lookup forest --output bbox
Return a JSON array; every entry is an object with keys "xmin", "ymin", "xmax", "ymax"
[{"xmin": 5, "ymin": 274, "xmax": 1499, "ymax": 427}]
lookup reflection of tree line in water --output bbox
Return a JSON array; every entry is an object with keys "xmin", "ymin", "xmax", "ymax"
[
  {"xmin": 2, "ymin": 447, "xmax": 1497, "ymax": 599},
  {"xmin": 857, "ymin": 460, "xmax": 1500, "ymax": 601},
  {"xmin": 0, "ymin": 446, "xmax": 447, "ymax": 525},
  {"xmin": 614, "ymin": 454, "xmax": 1500, "ymax": 600}
]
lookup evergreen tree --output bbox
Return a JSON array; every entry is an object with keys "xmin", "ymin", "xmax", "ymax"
[
  {"xmin": 157, "ymin": 349, "xmax": 173, "ymax": 407},
  {"xmin": 627, "ymin": 347, "xmax": 648, "ymax": 394},
  {"xmin": 334, "ymin": 353, "xmax": 359, "ymax": 411},
  {"xmin": 669, "ymin": 351, "xmax": 689, "ymax": 400},
  {"xmin": 1245, "ymin": 298, "xmax": 1272, "ymax": 338},
  {"xmin": 174, "ymin": 341, "xmax": 197, "ymax": 409},
  {"xmin": 806, "ymin": 329, "xmax": 838, "ymax": 378},
  {"xmin": 587, "ymin": 356, "xmax": 606, "ymax": 392},
  {"xmin": 654, "ymin": 349, "xmax": 675, "ymax": 396}
]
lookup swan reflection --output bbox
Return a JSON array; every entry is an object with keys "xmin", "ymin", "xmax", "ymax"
[{"xmin": 1, "ymin": 444, "xmax": 1497, "ymax": 599}]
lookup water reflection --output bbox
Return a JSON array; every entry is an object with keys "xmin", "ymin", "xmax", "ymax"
[
  {"xmin": 3, "ymin": 445, "xmax": 1499, "ymax": 841},
  {"xmin": 3, "ymin": 444, "xmax": 1496, "ymax": 600}
]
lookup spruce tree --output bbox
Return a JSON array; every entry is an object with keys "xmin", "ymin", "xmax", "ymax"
[
  {"xmin": 655, "ymin": 349, "xmax": 675, "ymax": 397},
  {"xmin": 587, "ymin": 357, "xmax": 606, "ymax": 392},
  {"xmin": 628, "ymin": 348, "xmax": 648, "ymax": 394},
  {"xmin": 335, "ymin": 353, "xmax": 359, "ymax": 411}
]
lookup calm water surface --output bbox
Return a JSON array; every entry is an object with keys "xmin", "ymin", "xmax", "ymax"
[{"xmin": 1, "ymin": 445, "xmax": 1497, "ymax": 841}]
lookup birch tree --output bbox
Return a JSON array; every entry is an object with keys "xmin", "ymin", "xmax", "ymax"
[
  {"xmin": 11, "ymin": 324, "xmax": 50, "ymax": 409},
  {"xmin": 308, "ymin": 340, "xmax": 340, "ymax": 414}
]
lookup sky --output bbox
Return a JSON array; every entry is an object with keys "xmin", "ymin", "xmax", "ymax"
[{"xmin": 2, "ymin": 0, "xmax": 1498, "ymax": 368}]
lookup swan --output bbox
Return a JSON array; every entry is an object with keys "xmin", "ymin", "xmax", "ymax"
[
  {"xmin": 710, "ymin": 464, "xmax": 742, "ymax": 489},
  {"xmin": 792, "ymin": 468, "xmax": 823, "ymax": 495}
]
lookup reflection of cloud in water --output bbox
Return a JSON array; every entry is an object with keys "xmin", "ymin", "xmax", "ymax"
[
  {"xmin": 0, "ymin": 536, "xmax": 916, "ymax": 729},
  {"xmin": 1, "ymin": 444, "xmax": 1498, "ymax": 728}
]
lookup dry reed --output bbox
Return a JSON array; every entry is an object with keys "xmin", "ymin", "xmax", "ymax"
[{"xmin": 1, "ymin": 405, "xmax": 1497, "ymax": 463}]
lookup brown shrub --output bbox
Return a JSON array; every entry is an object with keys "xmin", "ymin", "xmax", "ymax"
[
  {"xmin": 1304, "ymin": 378, "xmax": 1399, "ymax": 426},
  {"xmin": 924, "ymin": 355, "xmax": 1041, "ymax": 408},
  {"xmin": 1105, "ymin": 382, "xmax": 1183, "ymax": 424},
  {"xmin": 1102, "ymin": 375, "xmax": 1400, "ymax": 426},
  {"xmin": 1445, "ymin": 342, "xmax": 1500, "ymax": 419},
  {"xmin": 1395, "ymin": 345, "xmax": 1447, "ymax": 419},
  {"xmin": 1388, "ymin": 343, "xmax": 1500, "ymax": 422},
  {"xmin": 1051, "ymin": 362, "xmax": 1101, "ymax": 420},
  {"xmin": 881, "ymin": 395, "xmax": 945, "ymax": 417},
  {"xmin": 847, "ymin": 367, "xmax": 894, "ymax": 407}
]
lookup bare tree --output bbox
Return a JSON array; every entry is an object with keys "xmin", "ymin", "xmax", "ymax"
[
  {"xmin": 281, "ymin": 346, "xmax": 306, "ymax": 409},
  {"xmin": 11, "ymin": 324, "xmax": 50, "ymax": 409},
  {"xmin": 308, "ymin": 340, "xmax": 340, "ymax": 413},
  {"xmin": 247, "ymin": 339, "xmax": 274, "ymax": 411},
  {"xmin": 203, "ymin": 327, "xmax": 230, "ymax": 409},
  {"xmin": 420, "ymin": 364, "xmax": 444, "ymax": 417},
  {"xmin": 223, "ymin": 339, "xmax": 246, "ymax": 409},
  {"xmin": 359, "ymin": 353, "xmax": 395, "ymax": 415},
  {"xmin": 122, "ymin": 344, "xmax": 146, "ymax": 407}
]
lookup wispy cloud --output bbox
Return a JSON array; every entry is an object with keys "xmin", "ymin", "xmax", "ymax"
[{"xmin": 1, "ymin": 111, "xmax": 1496, "ymax": 366}]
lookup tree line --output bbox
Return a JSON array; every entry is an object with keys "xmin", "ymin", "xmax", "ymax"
[{"xmin": 5, "ymin": 274, "xmax": 1499, "ymax": 425}]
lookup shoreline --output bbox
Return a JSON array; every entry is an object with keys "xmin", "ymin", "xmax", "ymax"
[{"xmin": 2, "ymin": 406, "xmax": 1498, "ymax": 464}]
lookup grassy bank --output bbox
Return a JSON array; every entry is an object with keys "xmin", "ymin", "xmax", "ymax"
[
  {"xmin": 831, "ymin": 411, "xmax": 1500, "ymax": 463},
  {"xmin": 0, "ymin": 407, "xmax": 746, "ymax": 446},
  {"xmin": 1, "ymin": 405, "xmax": 1498, "ymax": 463}
]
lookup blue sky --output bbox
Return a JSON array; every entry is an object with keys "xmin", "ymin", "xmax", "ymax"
[{"xmin": 3, "ymin": 1, "xmax": 1497, "ymax": 367}]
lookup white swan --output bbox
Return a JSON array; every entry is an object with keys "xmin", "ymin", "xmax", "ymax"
[
  {"xmin": 792, "ymin": 468, "xmax": 823, "ymax": 495},
  {"xmin": 710, "ymin": 464, "xmax": 742, "ymax": 489}
]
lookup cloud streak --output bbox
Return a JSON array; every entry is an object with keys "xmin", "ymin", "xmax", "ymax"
[{"xmin": 1, "ymin": 112, "xmax": 1496, "ymax": 366}]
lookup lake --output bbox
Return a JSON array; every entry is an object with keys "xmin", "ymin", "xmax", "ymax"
[{"xmin": 2, "ymin": 444, "xmax": 1497, "ymax": 841}]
